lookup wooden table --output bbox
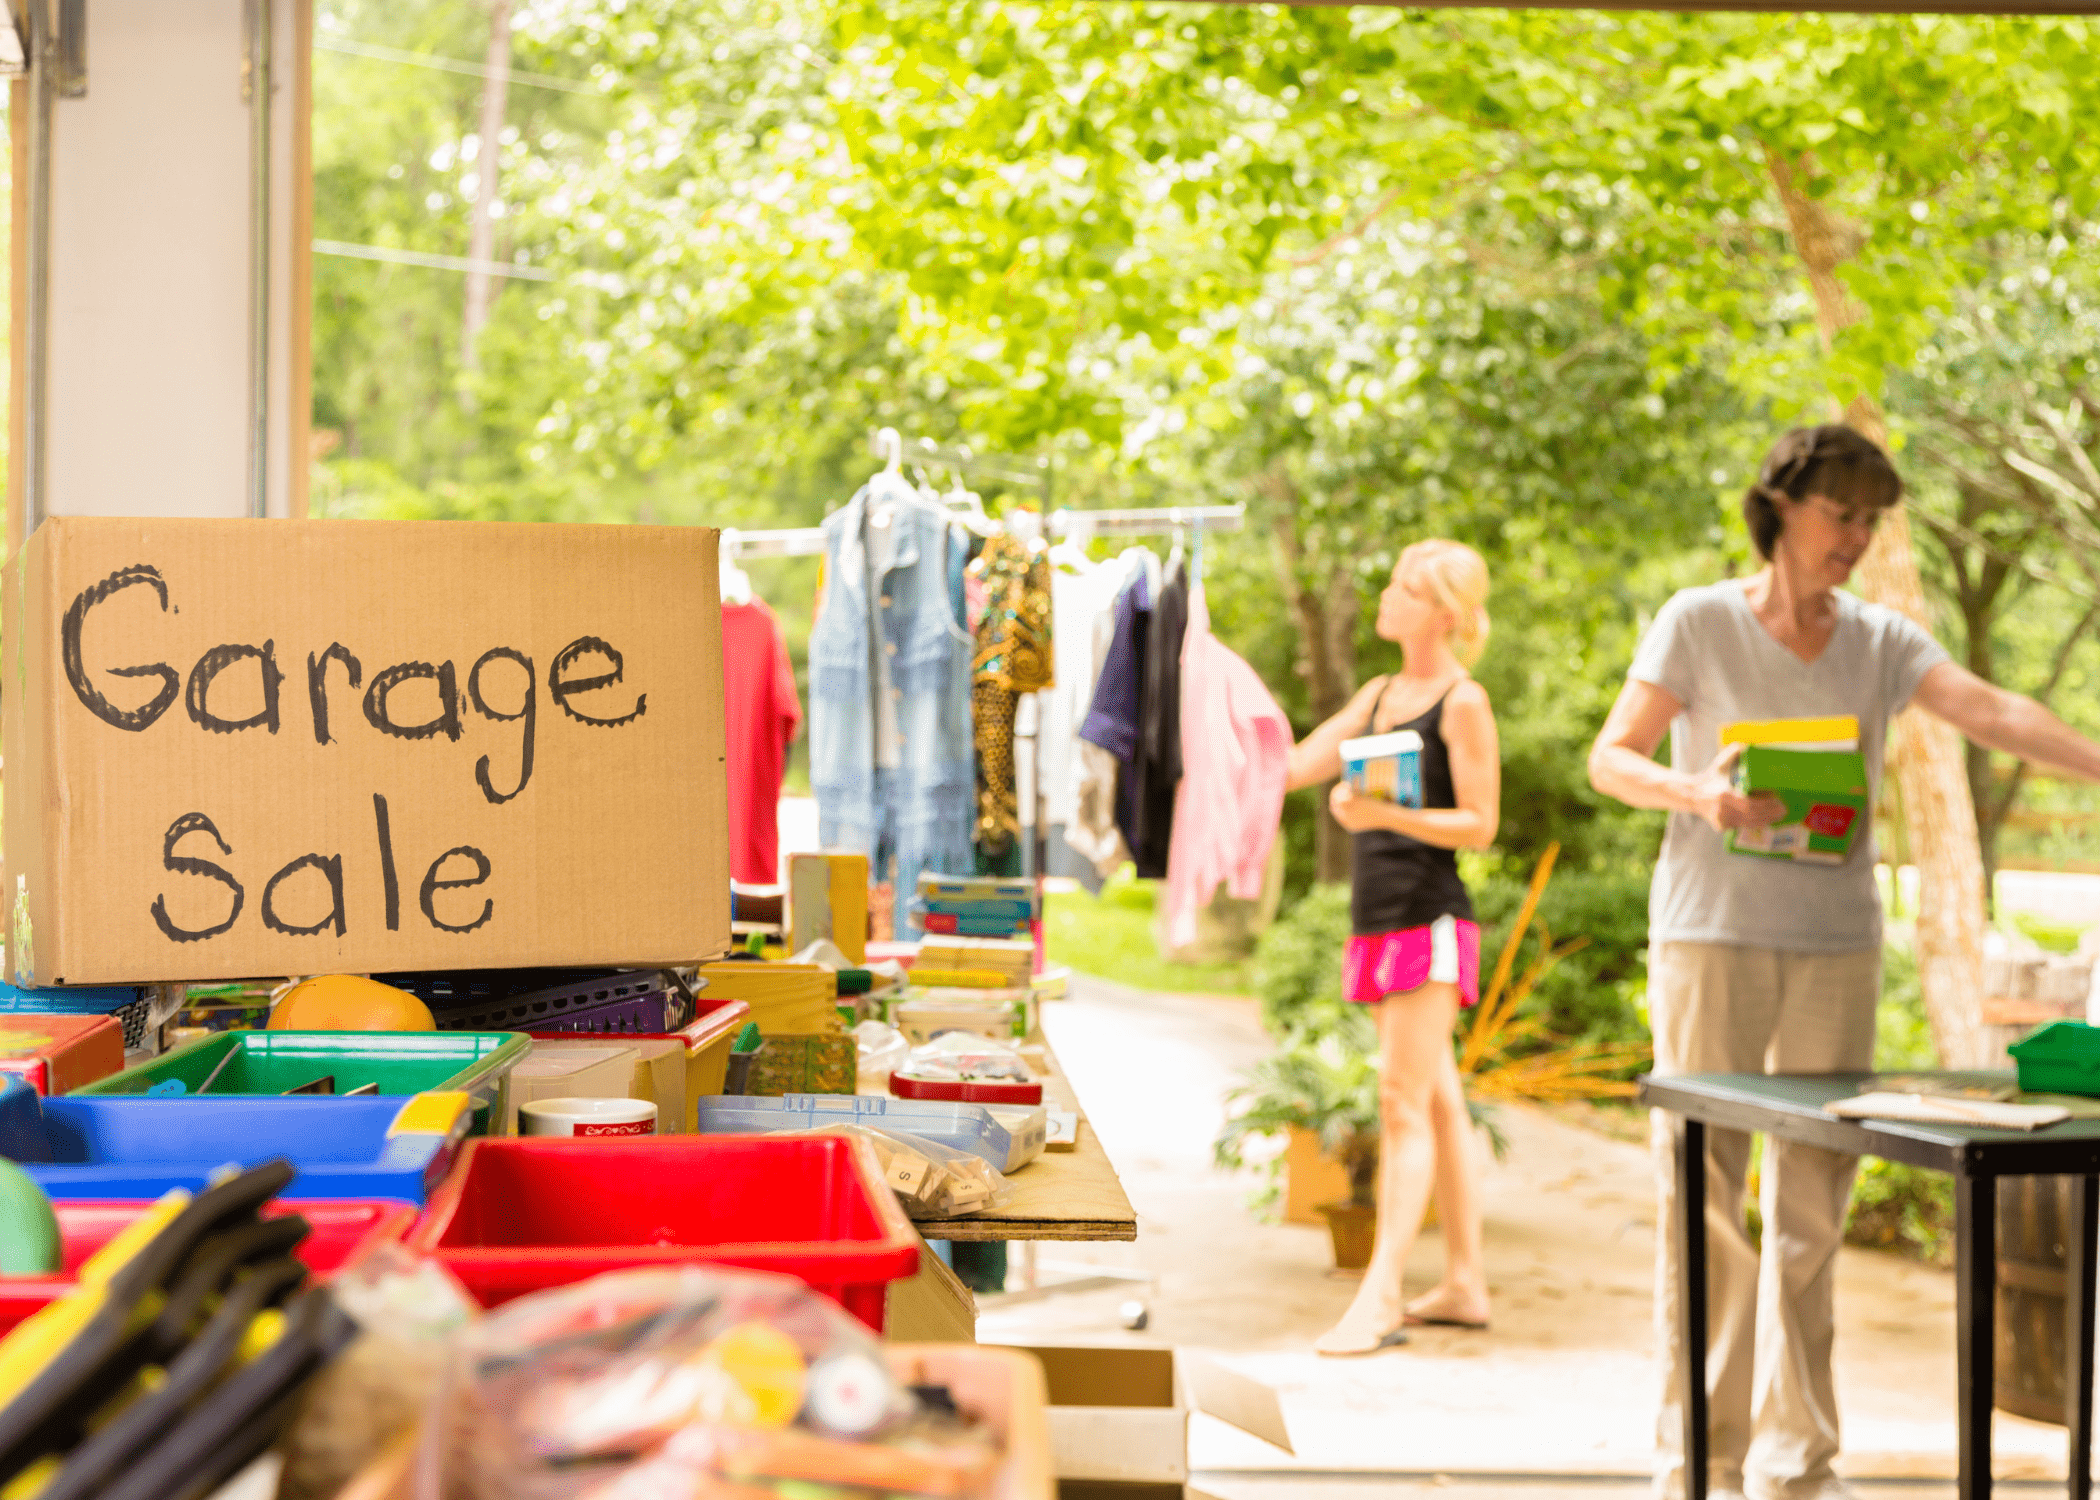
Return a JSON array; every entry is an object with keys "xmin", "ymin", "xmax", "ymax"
[
  {"xmin": 1641, "ymin": 1070, "xmax": 2100, "ymax": 1500},
  {"xmin": 911, "ymin": 1037, "xmax": 1137, "ymax": 1244}
]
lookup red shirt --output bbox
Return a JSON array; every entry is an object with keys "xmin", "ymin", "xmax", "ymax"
[{"xmin": 721, "ymin": 599, "xmax": 802, "ymax": 884}]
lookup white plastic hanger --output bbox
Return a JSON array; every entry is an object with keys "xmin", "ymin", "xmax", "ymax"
[
  {"xmin": 1048, "ymin": 512, "xmax": 1094, "ymax": 572},
  {"xmin": 718, "ymin": 529, "xmax": 753, "ymax": 605}
]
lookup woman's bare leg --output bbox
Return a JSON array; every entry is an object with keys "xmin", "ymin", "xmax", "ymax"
[
  {"xmin": 1313, "ymin": 981, "xmax": 1462, "ymax": 1355},
  {"xmin": 1404, "ymin": 1043, "xmax": 1491, "ymax": 1326}
]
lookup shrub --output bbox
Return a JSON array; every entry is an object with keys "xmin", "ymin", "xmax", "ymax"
[
  {"xmin": 1470, "ymin": 868, "xmax": 1652, "ymax": 1049},
  {"xmin": 1252, "ymin": 883, "xmax": 1354, "ymax": 1038}
]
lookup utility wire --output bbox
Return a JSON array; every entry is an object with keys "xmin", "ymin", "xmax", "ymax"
[
  {"xmin": 313, "ymin": 238, "xmax": 555, "ymax": 282},
  {"xmin": 315, "ymin": 35, "xmax": 600, "ymax": 95}
]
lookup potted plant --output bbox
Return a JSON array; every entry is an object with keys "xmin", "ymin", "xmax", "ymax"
[{"xmin": 1215, "ymin": 1015, "xmax": 1384, "ymax": 1270}]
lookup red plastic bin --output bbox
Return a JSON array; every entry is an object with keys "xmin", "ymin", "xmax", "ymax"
[
  {"xmin": 0, "ymin": 1198, "xmax": 415, "ymax": 1335},
  {"xmin": 406, "ymin": 1133, "xmax": 920, "ymax": 1330}
]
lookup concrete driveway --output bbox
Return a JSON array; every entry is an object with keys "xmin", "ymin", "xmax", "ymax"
[{"xmin": 979, "ymin": 977, "xmax": 2072, "ymax": 1492}]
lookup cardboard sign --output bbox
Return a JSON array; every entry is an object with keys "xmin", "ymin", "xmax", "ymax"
[{"xmin": 3, "ymin": 518, "xmax": 729, "ymax": 985}]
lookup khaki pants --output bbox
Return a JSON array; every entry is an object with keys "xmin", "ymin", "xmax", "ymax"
[{"xmin": 1649, "ymin": 942, "xmax": 1880, "ymax": 1500}]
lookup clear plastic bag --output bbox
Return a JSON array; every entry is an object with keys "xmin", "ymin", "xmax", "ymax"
[
  {"xmin": 775, "ymin": 1124, "xmax": 1013, "ymax": 1219},
  {"xmin": 278, "ymin": 1245, "xmax": 480, "ymax": 1500},
  {"xmin": 903, "ymin": 1032, "xmax": 1031, "ymax": 1083},
  {"xmin": 854, "ymin": 1019, "xmax": 911, "ymax": 1090},
  {"xmin": 423, "ymin": 1266, "xmax": 1003, "ymax": 1500}
]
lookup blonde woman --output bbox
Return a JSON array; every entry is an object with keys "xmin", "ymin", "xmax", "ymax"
[{"xmin": 1286, "ymin": 539, "xmax": 1502, "ymax": 1356}]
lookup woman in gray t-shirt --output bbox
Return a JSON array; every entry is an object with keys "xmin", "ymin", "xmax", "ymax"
[{"xmin": 1588, "ymin": 424, "xmax": 2100, "ymax": 1500}]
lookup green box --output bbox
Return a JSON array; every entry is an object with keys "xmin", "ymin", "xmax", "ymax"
[
  {"xmin": 78, "ymin": 1029, "xmax": 531, "ymax": 1134},
  {"xmin": 2010, "ymin": 1020, "xmax": 2100, "ymax": 1097},
  {"xmin": 1726, "ymin": 745, "xmax": 1869, "ymax": 865}
]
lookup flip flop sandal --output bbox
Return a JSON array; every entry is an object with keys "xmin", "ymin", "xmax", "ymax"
[
  {"xmin": 1316, "ymin": 1327, "xmax": 1410, "ymax": 1358},
  {"xmin": 1402, "ymin": 1312, "xmax": 1490, "ymax": 1331}
]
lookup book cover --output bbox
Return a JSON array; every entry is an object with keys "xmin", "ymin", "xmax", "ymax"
[
  {"xmin": 1720, "ymin": 717, "xmax": 1867, "ymax": 865},
  {"xmin": 1340, "ymin": 729, "xmax": 1423, "ymax": 807}
]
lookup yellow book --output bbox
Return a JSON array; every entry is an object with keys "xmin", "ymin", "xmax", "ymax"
[{"xmin": 1719, "ymin": 715, "xmax": 1859, "ymax": 750}]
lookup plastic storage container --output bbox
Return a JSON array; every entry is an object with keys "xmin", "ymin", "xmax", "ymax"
[
  {"xmin": 520, "ymin": 998, "xmax": 753, "ymax": 1133},
  {"xmin": 0, "ymin": 1076, "xmax": 43, "ymax": 1159},
  {"xmin": 695, "ymin": 1092, "xmax": 1047, "ymax": 1173},
  {"xmin": 2, "ymin": 1091, "xmax": 474, "ymax": 1201},
  {"xmin": 891, "ymin": 1074, "xmax": 1045, "ymax": 1106},
  {"xmin": 2010, "ymin": 1020, "xmax": 2100, "ymax": 1096},
  {"xmin": 405, "ymin": 1133, "xmax": 921, "ymax": 1328},
  {"xmin": 0, "ymin": 1197, "xmax": 415, "ymax": 1336},
  {"xmin": 76, "ymin": 1030, "xmax": 529, "ymax": 1130},
  {"xmin": 381, "ymin": 968, "xmax": 695, "ymax": 1034}
]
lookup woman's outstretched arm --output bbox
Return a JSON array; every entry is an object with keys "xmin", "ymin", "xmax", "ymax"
[
  {"xmin": 1912, "ymin": 661, "xmax": 2100, "ymax": 781},
  {"xmin": 1287, "ymin": 675, "xmax": 1386, "ymax": 792}
]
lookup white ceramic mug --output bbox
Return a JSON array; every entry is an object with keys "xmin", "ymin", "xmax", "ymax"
[{"xmin": 519, "ymin": 1096, "xmax": 657, "ymax": 1138}]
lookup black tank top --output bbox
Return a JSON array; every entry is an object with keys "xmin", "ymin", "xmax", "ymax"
[{"xmin": 1349, "ymin": 680, "xmax": 1475, "ymax": 936}]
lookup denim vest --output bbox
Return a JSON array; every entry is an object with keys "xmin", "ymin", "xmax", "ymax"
[{"xmin": 809, "ymin": 484, "xmax": 976, "ymax": 898}]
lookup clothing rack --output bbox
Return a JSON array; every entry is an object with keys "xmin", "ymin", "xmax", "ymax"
[
  {"xmin": 1047, "ymin": 504, "xmax": 1244, "ymax": 537},
  {"xmin": 720, "ymin": 526, "xmax": 826, "ymax": 559},
  {"xmin": 871, "ymin": 428, "xmax": 1053, "ymax": 505}
]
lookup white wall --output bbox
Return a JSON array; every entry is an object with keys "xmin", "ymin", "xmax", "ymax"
[{"xmin": 40, "ymin": 0, "xmax": 302, "ymax": 522}]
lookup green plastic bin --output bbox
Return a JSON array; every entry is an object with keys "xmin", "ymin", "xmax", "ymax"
[
  {"xmin": 2009, "ymin": 1020, "xmax": 2100, "ymax": 1097},
  {"xmin": 77, "ymin": 1030, "xmax": 531, "ymax": 1135}
]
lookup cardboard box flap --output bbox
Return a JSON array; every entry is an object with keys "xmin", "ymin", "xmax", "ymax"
[
  {"xmin": 1179, "ymin": 1352, "xmax": 1293, "ymax": 1455},
  {"xmin": 1028, "ymin": 1346, "xmax": 1176, "ymax": 1408}
]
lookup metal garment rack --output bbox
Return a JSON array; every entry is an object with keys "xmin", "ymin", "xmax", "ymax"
[
  {"xmin": 719, "ymin": 526, "xmax": 827, "ymax": 559},
  {"xmin": 1045, "ymin": 504, "xmax": 1245, "ymax": 537}
]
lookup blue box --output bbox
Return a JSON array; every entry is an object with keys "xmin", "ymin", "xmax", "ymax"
[{"xmin": 1, "ymin": 1092, "xmax": 472, "ymax": 1202}]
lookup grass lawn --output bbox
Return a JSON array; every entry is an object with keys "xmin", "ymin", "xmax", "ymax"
[{"xmin": 1044, "ymin": 872, "xmax": 1256, "ymax": 995}]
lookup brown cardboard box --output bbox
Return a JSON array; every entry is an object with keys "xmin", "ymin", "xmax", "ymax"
[
  {"xmin": 2, "ymin": 518, "xmax": 728, "ymax": 985},
  {"xmin": 883, "ymin": 1239, "xmax": 979, "ymax": 1344},
  {"xmin": 1009, "ymin": 1344, "xmax": 1291, "ymax": 1499}
]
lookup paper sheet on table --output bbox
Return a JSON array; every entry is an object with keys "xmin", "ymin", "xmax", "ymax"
[{"xmin": 1825, "ymin": 1092, "xmax": 2071, "ymax": 1130}]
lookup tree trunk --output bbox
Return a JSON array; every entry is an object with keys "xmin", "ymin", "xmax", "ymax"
[
  {"xmin": 461, "ymin": 0, "xmax": 514, "ymax": 379},
  {"xmin": 1265, "ymin": 470, "xmax": 1360, "ymax": 884},
  {"xmin": 1766, "ymin": 149, "xmax": 1996, "ymax": 1069}
]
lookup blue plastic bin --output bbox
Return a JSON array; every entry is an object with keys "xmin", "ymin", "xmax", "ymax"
[
  {"xmin": 0, "ymin": 1076, "xmax": 43, "ymax": 1161},
  {"xmin": 693, "ymin": 1092, "xmax": 1046, "ymax": 1173},
  {"xmin": 1, "ymin": 1091, "xmax": 473, "ymax": 1202}
]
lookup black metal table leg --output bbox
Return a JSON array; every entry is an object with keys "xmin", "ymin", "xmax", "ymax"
[
  {"xmin": 1679, "ymin": 1116, "xmax": 1708, "ymax": 1500},
  {"xmin": 2069, "ymin": 1175, "xmax": 2098, "ymax": 1500},
  {"xmin": 1957, "ymin": 1170, "xmax": 1996, "ymax": 1500}
]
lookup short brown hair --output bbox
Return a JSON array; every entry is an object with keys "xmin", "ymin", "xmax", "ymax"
[{"xmin": 1741, "ymin": 426, "xmax": 1902, "ymax": 561}]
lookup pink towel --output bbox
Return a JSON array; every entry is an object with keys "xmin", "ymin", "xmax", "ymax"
[{"xmin": 1162, "ymin": 582, "xmax": 1293, "ymax": 949}]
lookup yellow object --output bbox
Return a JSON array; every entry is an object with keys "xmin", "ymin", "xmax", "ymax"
[
  {"xmin": 0, "ymin": 1189, "xmax": 190, "ymax": 1405},
  {"xmin": 270, "ymin": 975, "xmax": 435, "ymax": 1032},
  {"xmin": 909, "ymin": 969, "xmax": 1011, "ymax": 990},
  {"xmin": 3, "ymin": 1454, "xmax": 60, "ymax": 1499},
  {"xmin": 387, "ymin": 1092, "xmax": 471, "ymax": 1138},
  {"xmin": 788, "ymin": 851, "xmax": 869, "ymax": 965},
  {"xmin": 703, "ymin": 1320, "xmax": 807, "ymax": 1428},
  {"xmin": 1719, "ymin": 716, "xmax": 1860, "ymax": 749},
  {"xmin": 696, "ymin": 964, "xmax": 841, "ymax": 1035}
]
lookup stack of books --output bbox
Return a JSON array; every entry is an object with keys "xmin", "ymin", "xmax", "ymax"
[
  {"xmin": 913, "ymin": 936, "xmax": 1034, "ymax": 986},
  {"xmin": 912, "ymin": 875, "xmax": 1035, "ymax": 940}
]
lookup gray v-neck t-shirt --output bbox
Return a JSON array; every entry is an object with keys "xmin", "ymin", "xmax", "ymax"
[{"xmin": 1628, "ymin": 580, "xmax": 1949, "ymax": 953}]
